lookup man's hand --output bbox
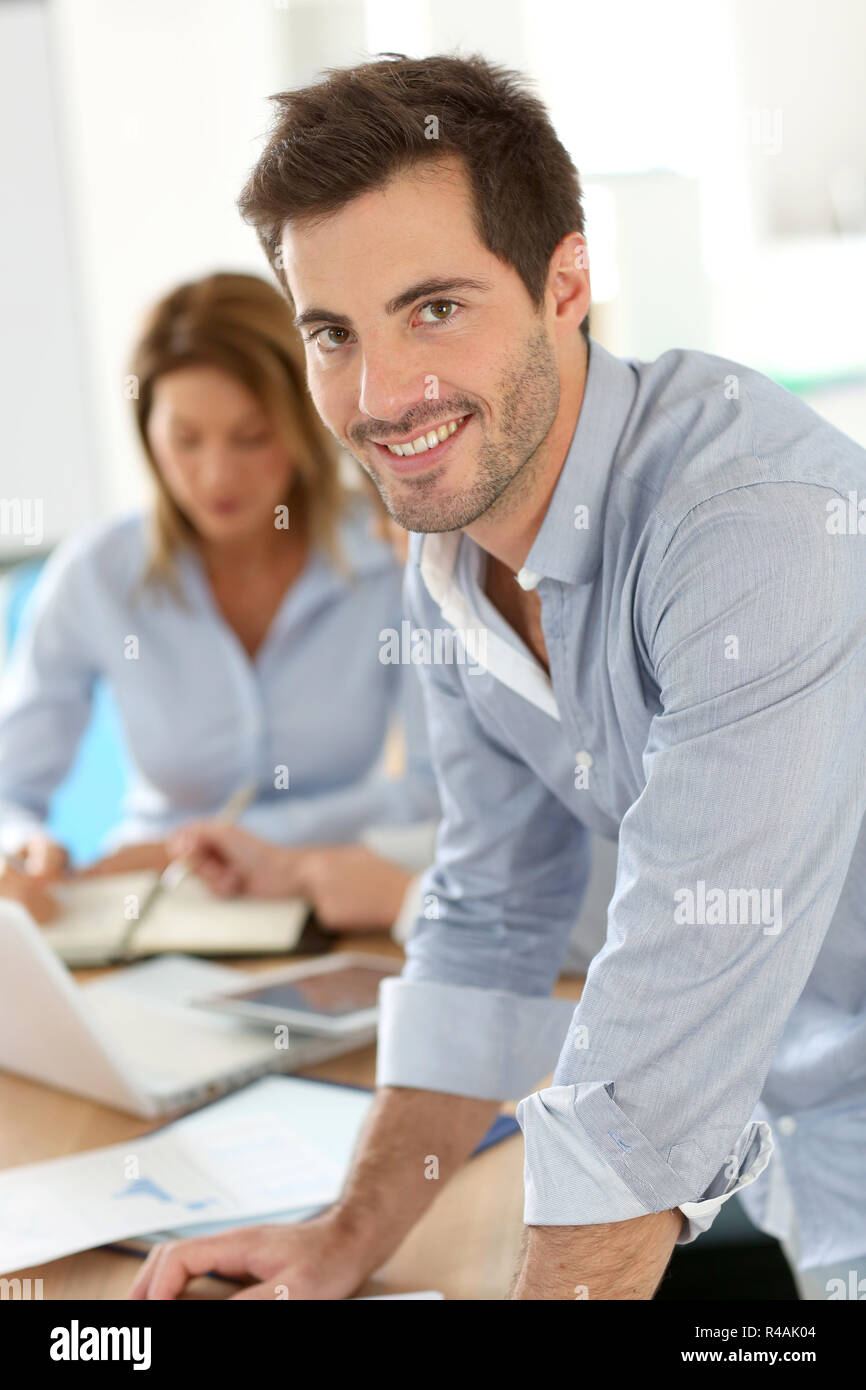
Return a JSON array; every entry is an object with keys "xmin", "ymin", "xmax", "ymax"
[
  {"xmin": 127, "ymin": 1212, "xmax": 371, "ymax": 1301},
  {"xmin": 76, "ymin": 841, "xmax": 170, "ymax": 878},
  {"xmin": 0, "ymin": 859, "xmax": 59, "ymax": 923},
  {"xmin": 510, "ymin": 1208, "xmax": 683, "ymax": 1300},
  {"xmin": 126, "ymin": 1087, "xmax": 498, "ymax": 1300}
]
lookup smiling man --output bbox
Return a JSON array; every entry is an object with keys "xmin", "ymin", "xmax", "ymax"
[{"xmin": 129, "ymin": 53, "xmax": 866, "ymax": 1301}]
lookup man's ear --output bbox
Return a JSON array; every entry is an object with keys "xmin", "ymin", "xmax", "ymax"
[{"xmin": 548, "ymin": 232, "xmax": 591, "ymax": 330}]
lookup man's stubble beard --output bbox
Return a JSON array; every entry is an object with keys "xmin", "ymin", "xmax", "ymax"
[{"xmin": 354, "ymin": 321, "xmax": 561, "ymax": 535}]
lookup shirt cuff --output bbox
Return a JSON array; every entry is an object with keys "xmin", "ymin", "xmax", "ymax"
[
  {"xmin": 516, "ymin": 1081, "xmax": 774, "ymax": 1244},
  {"xmin": 376, "ymin": 978, "xmax": 577, "ymax": 1100}
]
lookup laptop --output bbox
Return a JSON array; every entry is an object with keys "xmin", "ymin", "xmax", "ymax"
[{"xmin": 0, "ymin": 901, "xmax": 376, "ymax": 1118}]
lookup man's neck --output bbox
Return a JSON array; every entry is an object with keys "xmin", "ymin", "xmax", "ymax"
[{"xmin": 464, "ymin": 336, "xmax": 589, "ymax": 574}]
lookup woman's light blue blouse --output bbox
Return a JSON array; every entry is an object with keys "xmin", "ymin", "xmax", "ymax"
[{"xmin": 0, "ymin": 497, "xmax": 439, "ymax": 854}]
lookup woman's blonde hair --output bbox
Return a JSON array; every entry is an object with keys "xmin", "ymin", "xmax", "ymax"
[{"xmin": 129, "ymin": 271, "xmax": 356, "ymax": 587}]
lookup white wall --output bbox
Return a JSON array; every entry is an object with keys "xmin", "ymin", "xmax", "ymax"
[
  {"xmin": 0, "ymin": 0, "xmax": 99, "ymax": 554},
  {"xmin": 20, "ymin": 0, "xmax": 866, "ymax": 542},
  {"xmin": 48, "ymin": 0, "xmax": 296, "ymax": 518},
  {"xmin": 730, "ymin": 0, "xmax": 866, "ymax": 238},
  {"xmin": 523, "ymin": 0, "xmax": 866, "ymax": 376}
]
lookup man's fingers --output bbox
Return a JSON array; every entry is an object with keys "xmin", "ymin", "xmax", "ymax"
[
  {"xmin": 228, "ymin": 1280, "xmax": 285, "ymax": 1301},
  {"xmin": 128, "ymin": 1235, "xmax": 256, "ymax": 1300}
]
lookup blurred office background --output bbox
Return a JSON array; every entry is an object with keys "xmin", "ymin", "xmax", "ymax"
[
  {"xmin": 2, "ymin": 0, "xmax": 865, "ymax": 545},
  {"xmin": 1, "ymin": 0, "xmax": 864, "ymax": 1298}
]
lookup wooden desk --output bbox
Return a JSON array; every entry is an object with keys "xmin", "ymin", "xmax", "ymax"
[{"xmin": 0, "ymin": 934, "xmax": 583, "ymax": 1301}]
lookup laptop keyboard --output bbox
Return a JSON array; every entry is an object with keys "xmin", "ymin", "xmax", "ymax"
[{"xmin": 84, "ymin": 991, "xmax": 278, "ymax": 1089}]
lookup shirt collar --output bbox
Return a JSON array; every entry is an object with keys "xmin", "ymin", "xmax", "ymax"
[
  {"xmin": 418, "ymin": 338, "xmax": 638, "ymax": 594},
  {"xmin": 522, "ymin": 337, "xmax": 639, "ymax": 587}
]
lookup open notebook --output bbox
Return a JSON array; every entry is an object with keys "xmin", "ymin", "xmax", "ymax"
[{"xmin": 44, "ymin": 872, "xmax": 312, "ymax": 966}]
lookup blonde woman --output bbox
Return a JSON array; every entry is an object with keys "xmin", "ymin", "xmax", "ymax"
[{"xmin": 0, "ymin": 272, "xmax": 438, "ymax": 930}]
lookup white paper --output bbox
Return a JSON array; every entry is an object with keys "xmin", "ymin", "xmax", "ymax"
[
  {"xmin": 0, "ymin": 1076, "xmax": 372, "ymax": 1275},
  {"xmin": 46, "ymin": 872, "xmax": 309, "ymax": 962}
]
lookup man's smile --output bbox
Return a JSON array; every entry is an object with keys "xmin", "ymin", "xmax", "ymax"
[{"xmin": 368, "ymin": 412, "xmax": 475, "ymax": 474}]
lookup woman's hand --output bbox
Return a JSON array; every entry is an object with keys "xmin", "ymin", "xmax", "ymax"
[
  {"xmin": 0, "ymin": 860, "xmax": 59, "ymax": 924},
  {"xmin": 292, "ymin": 845, "xmax": 412, "ymax": 931},
  {"xmin": 77, "ymin": 841, "xmax": 170, "ymax": 878},
  {"xmin": 15, "ymin": 833, "xmax": 69, "ymax": 881},
  {"xmin": 167, "ymin": 823, "xmax": 302, "ymax": 898},
  {"xmin": 170, "ymin": 825, "xmax": 411, "ymax": 930}
]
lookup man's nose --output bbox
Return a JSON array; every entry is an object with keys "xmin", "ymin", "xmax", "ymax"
[{"xmin": 357, "ymin": 343, "xmax": 431, "ymax": 429}]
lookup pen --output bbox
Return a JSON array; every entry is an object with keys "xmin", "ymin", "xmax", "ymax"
[{"xmin": 115, "ymin": 780, "xmax": 257, "ymax": 963}]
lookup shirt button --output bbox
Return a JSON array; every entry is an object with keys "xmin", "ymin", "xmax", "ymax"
[
  {"xmin": 777, "ymin": 1116, "xmax": 797, "ymax": 1136},
  {"xmin": 575, "ymin": 750, "xmax": 594, "ymax": 768},
  {"xmin": 516, "ymin": 566, "xmax": 542, "ymax": 591}
]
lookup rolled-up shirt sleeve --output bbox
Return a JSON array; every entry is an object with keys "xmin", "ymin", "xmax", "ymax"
[
  {"xmin": 518, "ymin": 482, "xmax": 866, "ymax": 1242},
  {"xmin": 376, "ymin": 562, "xmax": 592, "ymax": 1100}
]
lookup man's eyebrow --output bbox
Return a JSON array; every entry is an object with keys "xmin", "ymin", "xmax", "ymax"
[{"xmin": 293, "ymin": 277, "xmax": 493, "ymax": 331}]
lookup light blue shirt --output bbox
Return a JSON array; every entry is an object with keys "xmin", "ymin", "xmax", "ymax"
[
  {"xmin": 376, "ymin": 338, "xmax": 866, "ymax": 1268},
  {"xmin": 0, "ymin": 496, "xmax": 439, "ymax": 856}
]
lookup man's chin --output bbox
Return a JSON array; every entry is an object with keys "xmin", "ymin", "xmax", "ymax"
[
  {"xmin": 383, "ymin": 497, "xmax": 486, "ymax": 535},
  {"xmin": 392, "ymin": 515, "xmax": 466, "ymax": 535},
  {"xmin": 364, "ymin": 457, "xmax": 498, "ymax": 534}
]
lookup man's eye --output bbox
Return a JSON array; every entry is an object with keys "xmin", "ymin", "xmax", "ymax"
[
  {"xmin": 308, "ymin": 326, "xmax": 352, "ymax": 350},
  {"xmin": 417, "ymin": 299, "xmax": 459, "ymax": 324},
  {"xmin": 305, "ymin": 300, "xmax": 460, "ymax": 350}
]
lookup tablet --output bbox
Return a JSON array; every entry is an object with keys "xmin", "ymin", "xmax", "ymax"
[{"xmin": 190, "ymin": 953, "xmax": 400, "ymax": 1035}]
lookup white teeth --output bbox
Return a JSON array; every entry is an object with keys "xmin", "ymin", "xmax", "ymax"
[{"xmin": 385, "ymin": 415, "xmax": 464, "ymax": 456}]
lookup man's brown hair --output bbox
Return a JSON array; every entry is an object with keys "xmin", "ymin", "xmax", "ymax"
[{"xmin": 237, "ymin": 51, "xmax": 589, "ymax": 340}]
